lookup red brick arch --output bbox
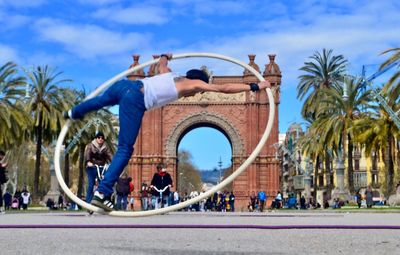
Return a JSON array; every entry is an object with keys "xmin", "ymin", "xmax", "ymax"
[
  {"xmin": 127, "ymin": 54, "xmax": 282, "ymax": 210},
  {"xmin": 164, "ymin": 111, "xmax": 244, "ymax": 159}
]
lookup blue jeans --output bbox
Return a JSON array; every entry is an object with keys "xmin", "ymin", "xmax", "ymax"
[
  {"xmin": 72, "ymin": 80, "xmax": 146, "ymax": 197},
  {"xmin": 141, "ymin": 197, "xmax": 149, "ymax": 210},
  {"xmin": 116, "ymin": 194, "xmax": 128, "ymax": 210},
  {"xmin": 85, "ymin": 166, "xmax": 98, "ymax": 203}
]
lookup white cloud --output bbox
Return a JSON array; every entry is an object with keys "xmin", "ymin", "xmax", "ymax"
[
  {"xmin": 33, "ymin": 18, "xmax": 153, "ymax": 59},
  {"xmin": 0, "ymin": 44, "xmax": 19, "ymax": 63},
  {"xmin": 0, "ymin": 10, "xmax": 30, "ymax": 30},
  {"xmin": 168, "ymin": 1, "xmax": 400, "ymax": 90},
  {"xmin": 92, "ymin": 5, "xmax": 169, "ymax": 25}
]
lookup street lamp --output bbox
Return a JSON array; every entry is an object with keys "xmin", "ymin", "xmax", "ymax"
[
  {"xmin": 179, "ymin": 172, "xmax": 183, "ymax": 193},
  {"xmin": 218, "ymin": 157, "xmax": 222, "ymax": 183}
]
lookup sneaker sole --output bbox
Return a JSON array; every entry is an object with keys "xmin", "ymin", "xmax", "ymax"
[{"xmin": 91, "ymin": 199, "xmax": 113, "ymax": 211}]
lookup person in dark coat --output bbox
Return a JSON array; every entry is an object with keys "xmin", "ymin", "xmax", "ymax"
[
  {"xmin": 115, "ymin": 174, "xmax": 132, "ymax": 210},
  {"xmin": 150, "ymin": 163, "xmax": 172, "ymax": 209}
]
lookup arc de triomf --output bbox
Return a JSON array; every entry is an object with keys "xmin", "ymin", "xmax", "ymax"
[{"xmin": 126, "ymin": 54, "xmax": 282, "ymax": 210}]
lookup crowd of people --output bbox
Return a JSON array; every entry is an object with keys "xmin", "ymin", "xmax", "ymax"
[
  {"xmin": 138, "ymin": 185, "xmax": 236, "ymax": 212},
  {"xmin": 138, "ymin": 163, "xmax": 236, "ymax": 212},
  {"xmin": 2, "ymin": 138, "xmax": 393, "ymax": 214},
  {"xmin": 1, "ymin": 186, "xmax": 31, "ymax": 212}
]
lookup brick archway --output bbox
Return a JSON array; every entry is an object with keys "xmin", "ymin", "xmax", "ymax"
[
  {"xmin": 164, "ymin": 111, "xmax": 244, "ymax": 159},
  {"xmin": 127, "ymin": 54, "xmax": 282, "ymax": 210}
]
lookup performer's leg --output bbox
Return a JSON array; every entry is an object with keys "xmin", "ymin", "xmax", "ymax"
[
  {"xmin": 71, "ymin": 80, "xmax": 131, "ymax": 119},
  {"xmin": 97, "ymin": 86, "xmax": 146, "ymax": 196}
]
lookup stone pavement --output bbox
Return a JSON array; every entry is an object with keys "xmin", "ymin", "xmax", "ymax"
[{"xmin": 0, "ymin": 211, "xmax": 400, "ymax": 254}]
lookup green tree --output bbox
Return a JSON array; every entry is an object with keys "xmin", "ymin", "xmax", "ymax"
[
  {"xmin": 177, "ymin": 150, "xmax": 202, "ymax": 193},
  {"xmin": 25, "ymin": 65, "xmax": 71, "ymax": 196},
  {"xmin": 353, "ymin": 89, "xmax": 399, "ymax": 194},
  {"xmin": 297, "ymin": 49, "xmax": 348, "ymax": 119},
  {"xmin": 314, "ymin": 77, "xmax": 373, "ymax": 192},
  {"xmin": 297, "ymin": 119, "xmax": 330, "ymax": 199},
  {"xmin": 381, "ymin": 47, "xmax": 400, "ymax": 98},
  {"xmin": 0, "ymin": 62, "xmax": 27, "ymax": 148}
]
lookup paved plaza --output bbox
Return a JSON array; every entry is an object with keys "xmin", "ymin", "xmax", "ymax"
[{"xmin": 1, "ymin": 210, "xmax": 400, "ymax": 255}]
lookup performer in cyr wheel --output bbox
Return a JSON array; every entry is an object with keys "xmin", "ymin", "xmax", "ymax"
[{"xmin": 64, "ymin": 53, "xmax": 271, "ymax": 211}]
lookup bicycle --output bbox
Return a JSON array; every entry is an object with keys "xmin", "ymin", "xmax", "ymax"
[
  {"xmin": 152, "ymin": 185, "xmax": 169, "ymax": 209},
  {"xmin": 95, "ymin": 164, "xmax": 109, "ymax": 181}
]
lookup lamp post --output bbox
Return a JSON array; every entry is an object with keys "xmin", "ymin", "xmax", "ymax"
[
  {"xmin": 218, "ymin": 157, "xmax": 222, "ymax": 183},
  {"xmin": 304, "ymin": 158, "xmax": 313, "ymax": 203},
  {"xmin": 179, "ymin": 172, "xmax": 183, "ymax": 193}
]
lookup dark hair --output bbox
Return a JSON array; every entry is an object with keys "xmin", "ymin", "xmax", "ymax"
[
  {"xmin": 95, "ymin": 131, "xmax": 105, "ymax": 139},
  {"xmin": 186, "ymin": 69, "xmax": 209, "ymax": 83},
  {"xmin": 156, "ymin": 163, "xmax": 165, "ymax": 170},
  {"xmin": 0, "ymin": 150, "xmax": 5, "ymax": 156}
]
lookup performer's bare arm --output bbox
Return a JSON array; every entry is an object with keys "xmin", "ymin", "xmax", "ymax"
[
  {"xmin": 177, "ymin": 79, "xmax": 271, "ymax": 97},
  {"xmin": 205, "ymin": 80, "xmax": 271, "ymax": 93}
]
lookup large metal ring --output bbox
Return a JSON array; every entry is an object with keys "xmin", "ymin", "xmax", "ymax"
[{"xmin": 54, "ymin": 52, "xmax": 275, "ymax": 216}]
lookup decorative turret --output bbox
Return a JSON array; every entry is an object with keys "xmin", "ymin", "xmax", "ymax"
[
  {"xmin": 243, "ymin": 54, "xmax": 260, "ymax": 76},
  {"xmin": 263, "ymin": 54, "xmax": 282, "ymax": 77},
  {"xmin": 147, "ymin": 55, "xmax": 160, "ymax": 76},
  {"xmin": 127, "ymin": 55, "xmax": 145, "ymax": 80}
]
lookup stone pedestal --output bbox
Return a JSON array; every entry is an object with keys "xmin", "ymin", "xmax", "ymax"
[
  {"xmin": 303, "ymin": 175, "xmax": 312, "ymax": 202},
  {"xmin": 316, "ymin": 190, "xmax": 325, "ymax": 207},
  {"xmin": 388, "ymin": 186, "xmax": 400, "ymax": 206},
  {"xmin": 330, "ymin": 159, "xmax": 351, "ymax": 203},
  {"xmin": 43, "ymin": 167, "xmax": 60, "ymax": 203}
]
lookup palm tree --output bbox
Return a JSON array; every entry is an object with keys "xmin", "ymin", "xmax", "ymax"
[
  {"xmin": 297, "ymin": 119, "xmax": 330, "ymax": 200},
  {"xmin": 353, "ymin": 88, "xmax": 399, "ymax": 195},
  {"xmin": 297, "ymin": 49, "xmax": 348, "ymax": 119},
  {"xmin": 381, "ymin": 47, "xmax": 400, "ymax": 98},
  {"xmin": 314, "ymin": 77, "xmax": 373, "ymax": 192},
  {"xmin": 25, "ymin": 65, "xmax": 71, "ymax": 196},
  {"xmin": 0, "ymin": 62, "xmax": 28, "ymax": 148}
]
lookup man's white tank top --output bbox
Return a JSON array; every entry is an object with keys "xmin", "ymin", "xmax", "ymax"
[{"xmin": 141, "ymin": 72, "xmax": 179, "ymax": 110}]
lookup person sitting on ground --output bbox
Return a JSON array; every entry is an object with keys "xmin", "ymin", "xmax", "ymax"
[{"xmin": 64, "ymin": 53, "xmax": 271, "ymax": 211}]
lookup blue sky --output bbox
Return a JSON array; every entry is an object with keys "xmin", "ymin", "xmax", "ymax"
[{"xmin": 1, "ymin": 0, "xmax": 399, "ymax": 170}]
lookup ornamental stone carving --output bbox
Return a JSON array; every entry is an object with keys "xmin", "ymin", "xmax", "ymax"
[{"xmin": 177, "ymin": 91, "xmax": 246, "ymax": 103}]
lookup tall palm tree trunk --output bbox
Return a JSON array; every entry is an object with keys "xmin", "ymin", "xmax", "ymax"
[
  {"xmin": 64, "ymin": 153, "xmax": 70, "ymax": 188},
  {"xmin": 325, "ymin": 151, "xmax": 331, "ymax": 188},
  {"xmin": 34, "ymin": 113, "xmax": 43, "ymax": 196},
  {"xmin": 77, "ymin": 143, "xmax": 85, "ymax": 198},
  {"xmin": 386, "ymin": 134, "xmax": 394, "ymax": 194},
  {"xmin": 347, "ymin": 133, "xmax": 354, "ymax": 193},
  {"xmin": 313, "ymin": 155, "xmax": 320, "ymax": 201}
]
